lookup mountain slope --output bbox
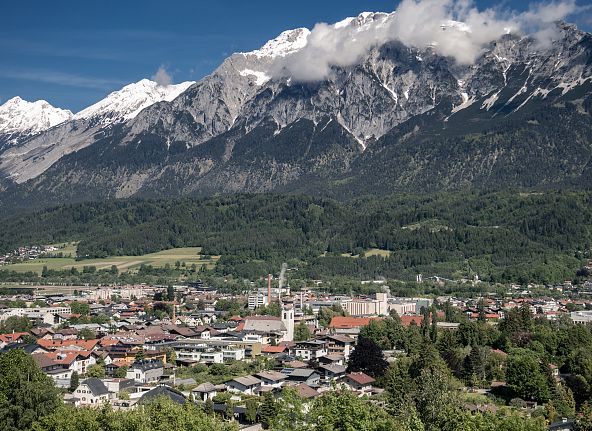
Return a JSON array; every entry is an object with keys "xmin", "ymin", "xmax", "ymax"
[
  {"xmin": 0, "ymin": 97, "xmax": 73, "ymax": 152},
  {"xmin": 1, "ymin": 14, "xmax": 591, "ymax": 210},
  {"xmin": 0, "ymin": 79, "xmax": 194, "ymax": 184}
]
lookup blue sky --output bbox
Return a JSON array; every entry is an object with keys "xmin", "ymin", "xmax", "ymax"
[{"xmin": 2, "ymin": 0, "xmax": 591, "ymax": 112}]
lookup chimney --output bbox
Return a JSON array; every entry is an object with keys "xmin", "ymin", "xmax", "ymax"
[{"xmin": 267, "ymin": 274, "xmax": 272, "ymax": 305}]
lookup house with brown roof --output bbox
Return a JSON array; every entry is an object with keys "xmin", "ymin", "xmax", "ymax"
[
  {"xmin": 293, "ymin": 382, "xmax": 320, "ymax": 399},
  {"xmin": 37, "ymin": 339, "xmax": 99, "ymax": 351},
  {"xmin": 261, "ymin": 344, "xmax": 289, "ymax": 356},
  {"xmin": 345, "ymin": 372, "xmax": 375, "ymax": 394}
]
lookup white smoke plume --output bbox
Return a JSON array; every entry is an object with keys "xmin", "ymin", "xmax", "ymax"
[
  {"xmin": 151, "ymin": 65, "xmax": 173, "ymax": 86},
  {"xmin": 270, "ymin": 0, "xmax": 586, "ymax": 81}
]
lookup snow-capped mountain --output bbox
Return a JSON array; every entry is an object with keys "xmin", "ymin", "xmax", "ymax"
[
  {"xmin": 0, "ymin": 78, "xmax": 194, "ymax": 183},
  {"xmin": 0, "ymin": 97, "xmax": 72, "ymax": 135},
  {"xmin": 0, "ymin": 97, "xmax": 72, "ymax": 152},
  {"xmin": 74, "ymin": 79, "xmax": 194, "ymax": 124},
  {"xmin": 1, "ymin": 12, "xmax": 592, "ymax": 208},
  {"xmin": 244, "ymin": 28, "xmax": 310, "ymax": 59}
]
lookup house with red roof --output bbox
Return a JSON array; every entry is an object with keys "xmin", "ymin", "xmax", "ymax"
[
  {"xmin": 399, "ymin": 315, "xmax": 424, "ymax": 327},
  {"xmin": 0, "ymin": 332, "xmax": 30, "ymax": 349},
  {"xmin": 328, "ymin": 316, "xmax": 381, "ymax": 339}
]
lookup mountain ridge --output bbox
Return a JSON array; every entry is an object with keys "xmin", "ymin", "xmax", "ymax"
[{"xmin": 0, "ymin": 12, "xmax": 591, "ymax": 211}]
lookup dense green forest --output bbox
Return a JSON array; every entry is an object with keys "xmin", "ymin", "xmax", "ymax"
[{"xmin": 1, "ymin": 191, "xmax": 591, "ymax": 284}]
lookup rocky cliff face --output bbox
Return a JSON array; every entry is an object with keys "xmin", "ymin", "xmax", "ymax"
[{"xmin": 1, "ymin": 14, "xmax": 591, "ymax": 209}]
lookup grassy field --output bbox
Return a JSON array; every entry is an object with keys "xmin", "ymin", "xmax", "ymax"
[
  {"xmin": 3, "ymin": 244, "xmax": 218, "ymax": 274},
  {"xmin": 337, "ymin": 248, "xmax": 392, "ymax": 258}
]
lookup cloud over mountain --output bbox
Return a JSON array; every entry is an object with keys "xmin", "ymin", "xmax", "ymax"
[{"xmin": 271, "ymin": 0, "xmax": 585, "ymax": 81}]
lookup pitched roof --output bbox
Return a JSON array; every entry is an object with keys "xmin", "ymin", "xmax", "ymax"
[
  {"xmin": 194, "ymin": 382, "xmax": 224, "ymax": 393},
  {"xmin": 319, "ymin": 364, "xmax": 347, "ymax": 374},
  {"xmin": 242, "ymin": 316, "xmax": 286, "ymax": 334},
  {"xmin": 131, "ymin": 360, "xmax": 164, "ymax": 371},
  {"xmin": 3, "ymin": 343, "xmax": 45, "ymax": 354},
  {"xmin": 139, "ymin": 385, "xmax": 186, "ymax": 405},
  {"xmin": 256, "ymin": 370, "xmax": 287, "ymax": 382},
  {"xmin": 37, "ymin": 339, "xmax": 99, "ymax": 351},
  {"xmin": 82, "ymin": 378, "xmax": 109, "ymax": 396},
  {"xmin": 399, "ymin": 315, "xmax": 424, "ymax": 327},
  {"xmin": 262, "ymin": 345, "xmax": 287, "ymax": 354},
  {"xmin": 346, "ymin": 372, "xmax": 375, "ymax": 385},
  {"xmin": 0, "ymin": 332, "xmax": 29, "ymax": 343},
  {"xmin": 324, "ymin": 334, "xmax": 355, "ymax": 344},
  {"xmin": 285, "ymin": 360, "xmax": 308, "ymax": 369},
  {"xmin": 294, "ymin": 383, "xmax": 320, "ymax": 399},
  {"xmin": 229, "ymin": 375, "xmax": 261, "ymax": 387},
  {"xmin": 289, "ymin": 368, "xmax": 318, "ymax": 379}
]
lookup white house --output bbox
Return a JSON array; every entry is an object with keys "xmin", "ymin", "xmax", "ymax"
[
  {"xmin": 73, "ymin": 378, "xmax": 110, "ymax": 406},
  {"xmin": 255, "ymin": 370, "xmax": 287, "ymax": 389},
  {"xmin": 222, "ymin": 348, "xmax": 245, "ymax": 362},
  {"xmin": 226, "ymin": 375, "xmax": 262, "ymax": 395},
  {"xmin": 293, "ymin": 340, "xmax": 327, "ymax": 361},
  {"xmin": 126, "ymin": 360, "xmax": 164, "ymax": 384}
]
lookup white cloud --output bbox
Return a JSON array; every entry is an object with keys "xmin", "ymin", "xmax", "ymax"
[
  {"xmin": 270, "ymin": 0, "xmax": 584, "ymax": 81},
  {"xmin": 0, "ymin": 68, "xmax": 126, "ymax": 89},
  {"xmin": 151, "ymin": 65, "xmax": 173, "ymax": 86}
]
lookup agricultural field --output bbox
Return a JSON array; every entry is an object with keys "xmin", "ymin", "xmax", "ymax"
[{"xmin": 3, "ymin": 244, "xmax": 218, "ymax": 274}]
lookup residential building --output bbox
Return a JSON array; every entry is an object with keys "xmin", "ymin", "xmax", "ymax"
[
  {"xmin": 293, "ymin": 340, "xmax": 327, "ymax": 361},
  {"xmin": 192, "ymin": 382, "xmax": 225, "ymax": 401},
  {"xmin": 73, "ymin": 378, "xmax": 110, "ymax": 406},
  {"xmin": 126, "ymin": 360, "xmax": 164, "ymax": 384},
  {"xmin": 322, "ymin": 335, "xmax": 355, "ymax": 359},
  {"xmin": 226, "ymin": 375, "xmax": 262, "ymax": 395},
  {"xmin": 255, "ymin": 370, "xmax": 287, "ymax": 389},
  {"xmin": 285, "ymin": 368, "xmax": 321, "ymax": 386},
  {"xmin": 345, "ymin": 372, "xmax": 375, "ymax": 394}
]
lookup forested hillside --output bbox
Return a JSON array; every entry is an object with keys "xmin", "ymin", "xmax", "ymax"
[{"xmin": 1, "ymin": 191, "xmax": 591, "ymax": 283}]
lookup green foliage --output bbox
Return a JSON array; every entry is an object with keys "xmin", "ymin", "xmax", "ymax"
[
  {"xmin": 31, "ymin": 397, "xmax": 238, "ymax": 431},
  {"xmin": 1, "ymin": 191, "xmax": 591, "ymax": 284},
  {"xmin": 135, "ymin": 348, "xmax": 145, "ymax": 362},
  {"xmin": 308, "ymin": 390, "xmax": 401, "ymax": 431},
  {"xmin": 85, "ymin": 364, "xmax": 105, "ymax": 379},
  {"xmin": 269, "ymin": 387, "xmax": 306, "ymax": 431},
  {"xmin": 0, "ymin": 316, "xmax": 31, "ymax": 334},
  {"xmin": 259, "ymin": 391, "xmax": 276, "ymax": 429},
  {"xmin": 506, "ymin": 349, "xmax": 550, "ymax": 403},
  {"xmin": 69, "ymin": 371, "xmax": 79, "ymax": 392},
  {"xmin": 245, "ymin": 398, "xmax": 258, "ymax": 424},
  {"xmin": 294, "ymin": 321, "xmax": 312, "ymax": 341},
  {"xmin": 69, "ymin": 301, "xmax": 90, "ymax": 316},
  {"xmin": 77, "ymin": 328, "xmax": 96, "ymax": 340},
  {"xmin": 0, "ymin": 349, "xmax": 61, "ymax": 431},
  {"xmin": 347, "ymin": 336, "xmax": 388, "ymax": 378},
  {"xmin": 113, "ymin": 366, "xmax": 128, "ymax": 378},
  {"xmin": 576, "ymin": 402, "xmax": 592, "ymax": 431}
]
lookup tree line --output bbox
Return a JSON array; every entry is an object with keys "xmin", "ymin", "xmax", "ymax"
[{"xmin": 0, "ymin": 190, "xmax": 591, "ymax": 284}]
